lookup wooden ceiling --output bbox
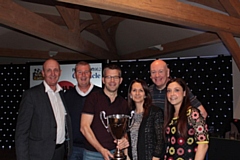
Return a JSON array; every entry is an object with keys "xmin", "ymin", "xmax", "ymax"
[{"xmin": 0, "ymin": 0, "xmax": 240, "ymax": 69}]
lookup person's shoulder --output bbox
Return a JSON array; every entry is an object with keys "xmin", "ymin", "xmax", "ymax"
[
  {"xmin": 185, "ymin": 85, "xmax": 193, "ymax": 93},
  {"xmin": 187, "ymin": 106, "xmax": 200, "ymax": 116},
  {"xmin": 92, "ymin": 85, "xmax": 102, "ymax": 91},
  {"xmin": 65, "ymin": 86, "xmax": 76, "ymax": 92},
  {"xmin": 64, "ymin": 87, "xmax": 76, "ymax": 95},
  {"xmin": 117, "ymin": 94, "xmax": 127, "ymax": 101},
  {"xmin": 89, "ymin": 88, "xmax": 102, "ymax": 96},
  {"xmin": 22, "ymin": 83, "xmax": 44, "ymax": 97},
  {"xmin": 189, "ymin": 106, "xmax": 199, "ymax": 111},
  {"xmin": 115, "ymin": 95, "xmax": 127, "ymax": 106},
  {"xmin": 28, "ymin": 83, "xmax": 44, "ymax": 92},
  {"xmin": 151, "ymin": 105, "xmax": 163, "ymax": 113},
  {"xmin": 149, "ymin": 84, "xmax": 155, "ymax": 90},
  {"xmin": 149, "ymin": 105, "xmax": 164, "ymax": 120},
  {"xmin": 82, "ymin": 86, "xmax": 101, "ymax": 97}
]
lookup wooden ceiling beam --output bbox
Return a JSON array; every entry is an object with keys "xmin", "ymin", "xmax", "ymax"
[
  {"xmin": 90, "ymin": 13, "xmax": 117, "ymax": 54},
  {"xmin": 58, "ymin": 0, "xmax": 240, "ymax": 67},
  {"xmin": 0, "ymin": 48, "xmax": 94, "ymax": 60},
  {"xmin": 39, "ymin": 13, "xmax": 124, "ymax": 31},
  {"xmin": 218, "ymin": 32, "xmax": 240, "ymax": 70},
  {"xmin": 81, "ymin": 17, "xmax": 124, "ymax": 46},
  {"xmin": 0, "ymin": 0, "xmax": 118, "ymax": 59},
  {"xmin": 1, "ymin": 0, "xmax": 239, "ymax": 62},
  {"xmin": 37, "ymin": 13, "xmax": 66, "ymax": 26},
  {"xmin": 57, "ymin": 0, "xmax": 240, "ymax": 37},
  {"xmin": 187, "ymin": 0, "xmax": 226, "ymax": 12},
  {"xmin": 55, "ymin": 5, "xmax": 80, "ymax": 31},
  {"xmin": 219, "ymin": 0, "xmax": 240, "ymax": 18},
  {"xmin": 38, "ymin": 13, "xmax": 97, "ymax": 32},
  {"xmin": 39, "ymin": 11, "xmax": 122, "ymax": 54},
  {"xmin": 121, "ymin": 32, "xmax": 221, "ymax": 59},
  {"xmin": 189, "ymin": 0, "xmax": 240, "ymax": 18},
  {"xmin": 103, "ymin": 16, "xmax": 124, "ymax": 46},
  {"xmin": 217, "ymin": 0, "xmax": 240, "ymax": 70},
  {"xmin": 79, "ymin": 20, "xmax": 96, "ymax": 32},
  {"xmin": 103, "ymin": 17, "xmax": 125, "ymax": 29}
]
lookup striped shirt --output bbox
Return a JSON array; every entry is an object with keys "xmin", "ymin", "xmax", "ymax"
[{"xmin": 149, "ymin": 84, "xmax": 202, "ymax": 111}]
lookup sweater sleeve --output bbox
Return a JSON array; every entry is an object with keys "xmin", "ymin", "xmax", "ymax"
[
  {"xmin": 188, "ymin": 107, "xmax": 209, "ymax": 144},
  {"xmin": 152, "ymin": 107, "xmax": 164, "ymax": 158}
]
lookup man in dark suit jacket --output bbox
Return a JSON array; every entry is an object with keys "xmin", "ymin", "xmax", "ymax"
[{"xmin": 15, "ymin": 58, "xmax": 72, "ymax": 160}]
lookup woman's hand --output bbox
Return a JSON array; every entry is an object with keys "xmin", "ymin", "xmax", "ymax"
[
  {"xmin": 114, "ymin": 137, "xmax": 129, "ymax": 150},
  {"xmin": 194, "ymin": 143, "xmax": 208, "ymax": 160},
  {"xmin": 152, "ymin": 156, "xmax": 160, "ymax": 160}
]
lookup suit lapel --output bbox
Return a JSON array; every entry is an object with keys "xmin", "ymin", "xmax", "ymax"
[{"xmin": 39, "ymin": 83, "xmax": 57, "ymax": 125}]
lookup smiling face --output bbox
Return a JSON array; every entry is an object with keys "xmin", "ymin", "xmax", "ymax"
[
  {"xmin": 130, "ymin": 82, "xmax": 145, "ymax": 105},
  {"xmin": 75, "ymin": 64, "xmax": 92, "ymax": 89},
  {"xmin": 42, "ymin": 59, "xmax": 61, "ymax": 91},
  {"xmin": 166, "ymin": 81, "xmax": 186, "ymax": 108},
  {"xmin": 102, "ymin": 68, "xmax": 122, "ymax": 93},
  {"xmin": 150, "ymin": 60, "xmax": 170, "ymax": 90}
]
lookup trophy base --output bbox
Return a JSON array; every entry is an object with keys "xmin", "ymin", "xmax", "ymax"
[
  {"xmin": 112, "ymin": 155, "xmax": 126, "ymax": 160},
  {"xmin": 112, "ymin": 149, "xmax": 126, "ymax": 160}
]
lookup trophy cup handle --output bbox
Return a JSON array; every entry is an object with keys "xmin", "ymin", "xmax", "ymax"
[
  {"xmin": 128, "ymin": 110, "xmax": 135, "ymax": 128},
  {"xmin": 100, "ymin": 111, "xmax": 108, "ymax": 130}
]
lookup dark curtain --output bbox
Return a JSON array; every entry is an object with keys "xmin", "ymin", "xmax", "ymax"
[
  {"xmin": 0, "ymin": 56, "xmax": 233, "ymax": 148},
  {"xmin": 112, "ymin": 56, "xmax": 232, "ymax": 137},
  {"xmin": 0, "ymin": 64, "xmax": 29, "ymax": 149}
]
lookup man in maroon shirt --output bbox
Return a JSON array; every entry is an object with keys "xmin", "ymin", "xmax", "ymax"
[{"xmin": 81, "ymin": 64, "xmax": 129, "ymax": 160}]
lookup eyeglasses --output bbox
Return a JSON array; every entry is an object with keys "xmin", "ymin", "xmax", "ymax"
[{"xmin": 104, "ymin": 76, "xmax": 121, "ymax": 80}]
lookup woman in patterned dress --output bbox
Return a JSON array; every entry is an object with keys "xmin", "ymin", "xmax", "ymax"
[
  {"xmin": 163, "ymin": 78, "xmax": 209, "ymax": 160},
  {"xmin": 126, "ymin": 79, "xmax": 164, "ymax": 160}
]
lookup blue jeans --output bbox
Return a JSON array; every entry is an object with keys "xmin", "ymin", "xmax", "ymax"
[
  {"xmin": 68, "ymin": 146, "xmax": 84, "ymax": 160},
  {"xmin": 83, "ymin": 149, "xmax": 115, "ymax": 160}
]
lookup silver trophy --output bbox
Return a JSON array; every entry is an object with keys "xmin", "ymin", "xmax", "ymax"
[{"xmin": 100, "ymin": 111, "xmax": 134, "ymax": 160}]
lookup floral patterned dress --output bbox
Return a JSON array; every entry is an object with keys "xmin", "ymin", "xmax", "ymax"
[{"xmin": 164, "ymin": 107, "xmax": 209, "ymax": 160}]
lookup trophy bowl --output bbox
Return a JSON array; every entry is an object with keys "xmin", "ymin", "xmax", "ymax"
[{"xmin": 100, "ymin": 111, "xmax": 134, "ymax": 160}]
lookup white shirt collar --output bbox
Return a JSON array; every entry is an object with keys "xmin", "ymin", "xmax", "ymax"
[
  {"xmin": 43, "ymin": 80, "xmax": 62, "ymax": 93},
  {"xmin": 75, "ymin": 83, "xmax": 94, "ymax": 96}
]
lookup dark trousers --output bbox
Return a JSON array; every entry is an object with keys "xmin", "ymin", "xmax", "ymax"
[{"xmin": 52, "ymin": 143, "xmax": 65, "ymax": 160}]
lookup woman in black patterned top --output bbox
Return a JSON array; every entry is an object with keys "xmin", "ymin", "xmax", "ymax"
[
  {"xmin": 164, "ymin": 78, "xmax": 209, "ymax": 160},
  {"xmin": 126, "ymin": 79, "xmax": 164, "ymax": 160}
]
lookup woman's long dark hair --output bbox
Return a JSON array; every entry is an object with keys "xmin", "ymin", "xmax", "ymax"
[
  {"xmin": 127, "ymin": 79, "xmax": 152, "ymax": 117},
  {"xmin": 164, "ymin": 78, "xmax": 191, "ymax": 139}
]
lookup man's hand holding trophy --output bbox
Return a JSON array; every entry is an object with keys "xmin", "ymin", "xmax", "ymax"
[{"xmin": 100, "ymin": 111, "xmax": 134, "ymax": 160}]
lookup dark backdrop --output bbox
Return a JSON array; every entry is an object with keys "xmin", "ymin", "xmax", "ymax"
[
  {"xmin": 0, "ymin": 55, "xmax": 233, "ymax": 149},
  {"xmin": 112, "ymin": 56, "xmax": 233, "ymax": 137}
]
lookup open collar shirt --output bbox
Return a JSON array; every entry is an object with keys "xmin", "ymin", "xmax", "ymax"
[{"xmin": 44, "ymin": 80, "xmax": 66, "ymax": 144}]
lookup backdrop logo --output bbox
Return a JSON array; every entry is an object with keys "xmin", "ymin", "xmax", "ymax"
[
  {"xmin": 92, "ymin": 72, "xmax": 101, "ymax": 78},
  {"xmin": 71, "ymin": 67, "xmax": 102, "ymax": 79},
  {"xmin": 91, "ymin": 66, "xmax": 101, "ymax": 71},
  {"xmin": 32, "ymin": 68, "xmax": 43, "ymax": 80},
  {"xmin": 30, "ymin": 63, "xmax": 102, "ymax": 88},
  {"xmin": 91, "ymin": 66, "xmax": 102, "ymax": 79},
  {"xmin": 58, "ymin": 81, "xmax": 74, "ymax": 91}
]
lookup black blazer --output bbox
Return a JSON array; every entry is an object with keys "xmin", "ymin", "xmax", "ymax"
[
  {"xmin": 15, "ymin": 83, "xmax": 72, "ymax": 160},
  {"xmin": 128, "ymin": 105, "xmax": 164, "ymax": 160}
]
